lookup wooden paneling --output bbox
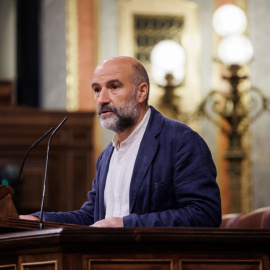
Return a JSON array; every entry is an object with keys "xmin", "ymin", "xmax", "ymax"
[
  {"xmin": 0, "ymin": 227, "xmax": 270, "ymax": 270},
  {"xmin": 180, "ymin": 260, "xmax": 262, "ymax": 270},
  {"xmin": 0, "ymin": 265, "xmax": 16, "ymax": 270},
  {"xmin": 87, "ymin": 259, "xmax": 173, "ymax": 270},
  {"xmin": 0, "ymin": 107, "xmax": 95, "ymax": 214},
  {"xmin": 21, "ymin": 261, "xmax": 57, "ymax": 270},
  {"xmin": 0, "ymin": 80, "xmax": 13, "ymax": 105}
]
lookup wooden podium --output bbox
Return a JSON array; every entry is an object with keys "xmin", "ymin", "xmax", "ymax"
[
  {"xmin": 0, "ymin": 224, "xmax": 270, "ymax": 270},
  {"xmin": 1, "ymin": 186, "xmax": 270, "ymax": 270}
]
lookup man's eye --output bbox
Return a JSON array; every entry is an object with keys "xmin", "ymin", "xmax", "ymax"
[
  {"xmin": 111, "ymin": 84, "xmax": 118, "ymax": 89},
  {"xmin": 94, "ymin": 88, "xmax": 101, "ymax": 93}
]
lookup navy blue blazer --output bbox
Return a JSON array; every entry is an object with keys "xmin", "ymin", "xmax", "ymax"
[{"xmin": 40, "ymin": 106, "xmax": 221, "ymax": 227}]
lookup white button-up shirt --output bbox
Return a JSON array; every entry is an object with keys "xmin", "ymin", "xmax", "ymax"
[{"xmin": 104, "ymin": 108, "xmax": 151, "ymax": 218}]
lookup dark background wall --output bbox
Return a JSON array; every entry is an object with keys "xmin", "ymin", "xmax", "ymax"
[{"xmin": 16, "ymin": 0, "xmax": 41, "ymax": 107}]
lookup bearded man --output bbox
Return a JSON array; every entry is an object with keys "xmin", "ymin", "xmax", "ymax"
[{"xmin": 20, "ymin": 56, "xmax": 221, "ymax": 227}]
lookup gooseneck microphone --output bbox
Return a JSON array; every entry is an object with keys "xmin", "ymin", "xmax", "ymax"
[
  {"xmin": 13, "ymin": 127, "xmax": 54, "ymax": 199},
  {"xmin": 39, "ymin": 117, "xmax": 68, "ymax": 230}
]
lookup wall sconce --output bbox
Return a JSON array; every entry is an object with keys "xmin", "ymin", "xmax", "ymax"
[
  {"xmin": 151, "ymin": 4, "xmax": 270, "ymax": 214},
  {"xmin": 150, "ymin": 40, "xmax": 186, "ymax": 117}
]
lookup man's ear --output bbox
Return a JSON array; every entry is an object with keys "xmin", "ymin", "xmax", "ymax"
[{"xmin": 137, "ymin": 82, "xmax": 149, "ymax": 103}]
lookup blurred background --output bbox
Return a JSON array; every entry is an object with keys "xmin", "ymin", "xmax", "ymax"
[{"xmin": 0, "ymin": 0, "xmax": 269, "ymax": 216}]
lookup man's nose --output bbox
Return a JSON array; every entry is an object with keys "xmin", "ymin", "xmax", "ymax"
[{"xmin": 97, "ymin": 89, "xmax": 110, "ymax": 104}]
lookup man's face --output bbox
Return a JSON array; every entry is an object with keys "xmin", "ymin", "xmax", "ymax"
[{"xmin": 91, "ymin": 59, "xmax": 139, "ymax": 133}]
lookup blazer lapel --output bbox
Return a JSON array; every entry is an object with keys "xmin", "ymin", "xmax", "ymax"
[
  {"xmin": 98, "ymin": 144, "xmax": 114, "ymax": 220},
  {"xmin": 129, "ymin": 106, "xmax": 163, "ymax": 212}
]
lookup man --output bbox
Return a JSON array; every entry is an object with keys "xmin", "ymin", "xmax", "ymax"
[{"xmin": 20, "ymin": 56, "xmax": 221, "ymax": 227}]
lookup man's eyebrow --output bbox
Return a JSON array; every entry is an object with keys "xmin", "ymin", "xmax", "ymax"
[
  {"xmin": 91, "ymin": 79, "xmax": 122, "ymax": 89},
  {"xmin": 107, "ymin": 79, "xmax": 122, "ymax": 85},
  {"xmin": 91, "ymin": 82, "xmax": 99, "ymax": 88}
]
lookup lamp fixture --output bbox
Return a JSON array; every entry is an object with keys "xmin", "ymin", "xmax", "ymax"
[
  {"xmin": 212, "ymin": 4, "xmax": 247, "ymax": 37},
  {"xmin": 150, "ymin": 40, "xmax": 186, "ymax": 87},
  {"xmin": 150, "ymin": 40, "xmax": 186, "ymax": 117},
  {"xmin": 150, "ymin": 4, "xmax": 270, "ymax": 214},
  {"xmin": 201, "ymin": 4, "xmax": 269, "ymax": 213},
  {"xmin": 217, "ymin": 34, "xmax": 254, "ymax": 66}
]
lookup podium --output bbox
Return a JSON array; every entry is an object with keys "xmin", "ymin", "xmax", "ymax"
[
  {"xmin": 1, "ymin": 186, "xmax": 270, "ymax": 270},
  {"xmin": 1, "ymin": 219, "xmax": 270, "ymax": 270}
]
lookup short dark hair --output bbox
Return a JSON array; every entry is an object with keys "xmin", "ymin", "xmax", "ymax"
[{"xmin": 132, "ymin": 62, "xmax": 150, "ymax": 102}]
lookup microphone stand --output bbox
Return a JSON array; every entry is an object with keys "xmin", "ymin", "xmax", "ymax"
[
  {"xmin": 13, "ymin": 127, "xmax": 54, "ymax": 201},
  {"xmin": 39, "ymin": 117, "xmax": 68, "ymax": 229}
]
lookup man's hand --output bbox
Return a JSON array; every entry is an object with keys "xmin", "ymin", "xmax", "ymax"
[
  {"xmin": 19, "ymin": 215, "xmax": 40, "ymax": 221},
  {"xmin": 91, "ymin": 217, "xmax": 123, "ymax": 227}
]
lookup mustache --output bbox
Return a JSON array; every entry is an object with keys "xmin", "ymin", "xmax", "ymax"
[{"xmin": 97, "ymin": 104, "xmax": 118, "ymax": 116}]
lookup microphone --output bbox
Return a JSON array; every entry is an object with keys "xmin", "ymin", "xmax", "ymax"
[
  {"xmin": 13, "ymin": 127, "xmax": 54, "ymax": 199},
  {"xmin": 39, "ymin": 117, "xmax": 68, "ymax": 229}
]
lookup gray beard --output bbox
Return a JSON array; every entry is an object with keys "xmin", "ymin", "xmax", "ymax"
[{"xmin": 98, "ymin": 96, "xmax": 139, "ymax": 133}]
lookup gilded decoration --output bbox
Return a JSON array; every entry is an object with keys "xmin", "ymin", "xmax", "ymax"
[{"xmin": 66, "ymin": 0, "xmax": 79, "ymax": 111}]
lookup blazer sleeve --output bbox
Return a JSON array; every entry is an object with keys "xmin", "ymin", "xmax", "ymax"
[
  {"xmin": 31, "ymin": 177, "xmax": 97, "ymax": 226},
  {"xmin": 123, "ymin": 128, "xmax": 221, "ymax": 227}
]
